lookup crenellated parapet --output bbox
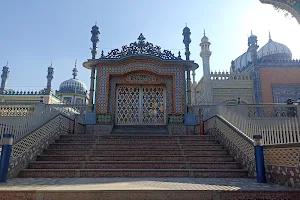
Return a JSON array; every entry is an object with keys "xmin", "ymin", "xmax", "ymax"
[
  {"xmin": 259, "ymin": 59, "xmax": 300, "ymax": 63},
  {"xmin": 210, "ymin": 71, "xmax": 252, "ymax": 81},
  {"xmin": 2, "ymin": 90, "xmax": 50, "ymax": 95}
]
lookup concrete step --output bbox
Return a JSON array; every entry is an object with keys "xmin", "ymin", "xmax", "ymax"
[
  {"xmin": 55, "ymin": 139, "xmax": 219, "ymax": 145},
  {"xmin": 28, "ymin": 161, "xmax": 241, "ymax": 170},
  {"xmin": 59, "ymin": 135, "xmax": 216, "ymax": 140},
  {"xmin": 19, "ymin": 168, "xmax": 248, "ymax": 178},
  {"xmin": 43, "ymin": 149, "xmax": 229, "ymax": 156},
  {"xmin": 37, "ymin": 155, "xmax": 235, "ymax": 162},
  {"xmin": 48, "ymin": 143, "xmax": 224, "ymax": 150},
  {"xmin": 2, "ymin": 178, "xmax": 299, "ymax": 200}
]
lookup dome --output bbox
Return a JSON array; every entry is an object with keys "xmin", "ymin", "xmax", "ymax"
[
  {"xmin": 257, "ymin": 38, "xmax": 292, "ymax": 60},
  {"xmin": 57, "ymin": 60, "xmax": 88, "ymax": 96},
  {"xmin": 233, "ymin": 51, "xmax": 252, "ymax": 73},
  {"xmin": 59, "ymin": 78, "xmax": 87, "ymax": 94}
]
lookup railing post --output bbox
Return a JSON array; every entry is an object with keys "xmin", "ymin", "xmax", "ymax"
[
  {"xmin": 0, "ymin": 133, "xmax": 13, "ymax": 183},
  {"xmin": 253, "ymin": 135, "xmax": 266, "ymax": 183}
]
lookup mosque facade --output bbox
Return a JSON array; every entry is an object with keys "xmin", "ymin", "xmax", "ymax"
[
  {"xmin": 191, "ymin": 31, "xmax": 300, "ymax": 106},
  {"xmin": 0, "ymin": 61, "xmax": 88, "ymax": 105}
]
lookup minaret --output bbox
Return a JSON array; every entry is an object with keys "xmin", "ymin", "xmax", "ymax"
[
  {"xmin": 72, "ymin": 60, "xmax": 78, "ymax": 79},
  {"xmin": 247, "ymin": 30, "xmax": 259, "ymax": 64},
  {"xmin": 0, "ymin": 62, "xmax": 10, "ymax": 94},
  {"xmin": 91, "ymin": 22, "xmax": 100, "ymax": 59},
  {"xmin": 88, "ymin": 23, "xmax": 100, "ymax": 111},
  {"xmin": 200, "ymin": 30, "xmax": 213, "ymax": 104},
  {"xmin": 200, "ymin": 30, "xmax": 212, "ymax": 81},
  {"xmin": 46, "ymin": 62, "xmax": 54, "ymax": 91},
  {"xmin": 182, "ymin": 24, "xmax": 192, "ymax": 112}
]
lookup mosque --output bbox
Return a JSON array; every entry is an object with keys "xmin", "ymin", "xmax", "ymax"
[
  {"xmin": 0, "ymin": 61, "xmax": 89, "ymax": 105},
  {"xmin": 191, "ymin": 31, "xmax": 300, "ymax": 105},
  {"xmin": 0, "ymin": 24, "xmax": 300, "ymax": 131}
]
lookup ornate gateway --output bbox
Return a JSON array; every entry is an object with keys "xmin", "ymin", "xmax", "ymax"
[
  {"xmin": 83, "ymin": 29, "xmax": 199, "ymax": 127},
  {"xmin": 116, "ymin": 85, "xmax": 166, "ymax": 125}
]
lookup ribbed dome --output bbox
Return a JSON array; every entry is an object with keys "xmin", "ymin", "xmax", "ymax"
[
  {"xmin": 59, "ymin": 78, "xmax": 87, "ymax": 94},
  {"xmin": 257, "ymin": 38, "xmax": 292, "ymax": 60},
  {"xmin": 233, "ymin": 51, "xmax": 252, "ymax": 73}
]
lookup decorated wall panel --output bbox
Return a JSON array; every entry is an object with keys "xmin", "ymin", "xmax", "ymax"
[
  {"xmin": 96, "ymin": 61, "xmax": 184, "ymax": 114},
  {"xmin": 272, "ymin": 84, "xmax": 300, "ymax": 103},
  {"xmin": 213, "ymin": 95, "xmax": 254, "ymax": 104},
  {"xmin": 254, "ymin": 67, "xmax": 300, "ymax": 103}
]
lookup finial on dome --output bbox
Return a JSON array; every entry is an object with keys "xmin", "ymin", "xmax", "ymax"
[
  {"xmin": 251, "ymin": 30, "xmax": 253, "ymax": 35},
  {"xmin": 72, "ymin": 60, "xmax": 78, "ymax": 79},
  {"xmin": 268, "ymin": 30, "xmax": 273, "ymax": 42},
  {"xmin": 204, "ymin": 29, "xmax": 206, "ymax": 36},
  {"xmin": 185, "ymin": 22, "xmax": 187, "ymax": 27}
]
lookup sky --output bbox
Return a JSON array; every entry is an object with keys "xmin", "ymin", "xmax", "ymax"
[{"xmin": 0, "ymin": 0, "xmax": 300, "ymax": 92}]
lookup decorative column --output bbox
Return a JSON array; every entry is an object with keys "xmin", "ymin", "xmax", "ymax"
[
  {"xmin": 89, "ymin": 23, "xmax": 100, "ymax": 112},
  {"xmin": 0, "ymin": 62, "xmax": 10, "ymax": 94},
  {"xmin": 183, "ymin": 25, "xmax": 192, "ymax": 112}
]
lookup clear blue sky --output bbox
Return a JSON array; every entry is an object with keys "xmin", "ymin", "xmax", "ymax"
[{"xmin": 1, "ymin": 0, "xmax": 300, "ymax": 91}]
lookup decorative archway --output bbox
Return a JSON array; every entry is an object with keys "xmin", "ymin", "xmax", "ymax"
[{"xmin": 260, "ymin": 0, "xmax": 300, "ymax": 24}]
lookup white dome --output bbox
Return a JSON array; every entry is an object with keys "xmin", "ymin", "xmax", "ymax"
[
  {"xmin": 257, "ymin": 39, "xmax": 292, "ymax": 60},
  {"xmin": 233, "ymin": 51, "xmax": 252, "ymax": 73},
  {"xmin": 59, "ymin": 78, "xmax": 87, "ymax": 94}
]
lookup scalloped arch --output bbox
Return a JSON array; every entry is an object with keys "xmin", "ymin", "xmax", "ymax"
[{"xmin": 260, "ymin": 0, "xmax": 300, "ymax": 24}]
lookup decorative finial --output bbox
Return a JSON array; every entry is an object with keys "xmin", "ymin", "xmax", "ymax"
[
  {"xmin": 182, "ymin": 25, "xmax": 191, "ymax": 60},
  {"xmin": 101, "ymin": 50, "xmax": 104, "ymax": 58},
  {"xmin": 6, "ymin": 61, "xmax": 8, "ymax": 66},
  {"xmin": 268, "ymin": 30, "xmax": 273, "ymax": 42},
  {"xmin": 251, "ymin": 30, "xmax": 253, "ymax": 35},
  {"xmin": 204, "ymin": 29, "xmax": 206, "ymax": 36},
  {"xmin": 185, "ymin": 23, "xmax": 187, "ymax": 27},
  {"xmin": 137, "ymin": 33, "xmax": 146, "ymax": 42},
  {"xmin": 95, "ymin": 21, "xmax": 97, "ymax": 25},
  {"xmin": 72, "ymin": 60, "xmax": 78, "ymax": 79},
  {"xmin": 178, "ymin": 51, "xmax": 181, "ymax": 59}
]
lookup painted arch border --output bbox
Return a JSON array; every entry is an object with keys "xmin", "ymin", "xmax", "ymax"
[{"xmin": 260, "ymin": 0, "xmax": 300, "ymax": 24}]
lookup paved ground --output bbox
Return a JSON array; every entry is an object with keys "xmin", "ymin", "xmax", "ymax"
[{"xmin": 0, "ymin": 178, "xmax": 298, "ymax": 191}]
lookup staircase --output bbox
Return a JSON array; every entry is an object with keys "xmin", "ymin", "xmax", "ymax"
[{"xmin": 18, "ymin": 132, "xmax": 248, "ymax": 178}]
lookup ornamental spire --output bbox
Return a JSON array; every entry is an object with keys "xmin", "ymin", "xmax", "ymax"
[
  {"xmin": 182, "ymin": 24, "xmax": 191, "ymax": 60},
  {"xmin": 268, "ymin": 30, "xmax": 273, "ymax": 42},
  {"xmin": 72, "ymin": 59, "xmax": 78, "ymax": 79},
  {"xmin": 91, "ymin": 23, "xmax": 100, "ymax": 59}
]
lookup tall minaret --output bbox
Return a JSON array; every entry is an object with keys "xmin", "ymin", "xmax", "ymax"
[
  {"xmin": 0, "ymin": 62, "xmax": 10, "ymax": 94},
  {"xmin": 88, "ymin": 23, "xmax": 100, "ymax": 111},
  {"xmin": 200, "ymin": 30, "xmax": 212, "ymax": 104},
  {"xmin": 46, "ymin": 62, "xmax": 54, "ymax": 91},
  {"xmin": 247, "ymin": 30, "xmax": 259, "ymax": 64},
  {"xmin": 200, "ymin": 30, "xmax": 212, "ymax": 81},
  {"xmin": 182, "ymin": 24, "xmax": 192, "ymax": 112}
]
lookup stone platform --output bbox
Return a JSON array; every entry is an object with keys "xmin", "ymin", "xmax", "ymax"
[{"xmin": 0, "ymin": 178, "xmax": 299, "ymax": 200}]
